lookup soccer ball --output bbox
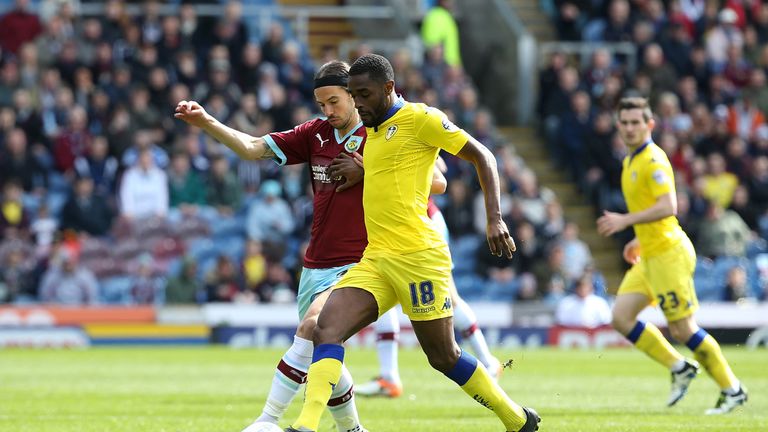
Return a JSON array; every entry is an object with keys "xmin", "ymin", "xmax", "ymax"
[{"xmin": 241, "ymin": 421, "xmax": 283, "ymax": 432}]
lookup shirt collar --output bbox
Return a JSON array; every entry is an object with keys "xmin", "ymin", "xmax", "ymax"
[
  {"xmin": 630, "ymin": 140, "xmax": 652, "ymax": 161},
  {"xmin": 374, "ymin": 95, "xmax": 405, "ymax": 130}
]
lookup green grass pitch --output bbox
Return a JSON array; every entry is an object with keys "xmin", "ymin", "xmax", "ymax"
[{"xmin": 1, "ymin": 347, "xmax": 765, "ymax": 431}]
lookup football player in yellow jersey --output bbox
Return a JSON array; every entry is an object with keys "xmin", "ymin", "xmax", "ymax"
[
  {"xmin": 285, "ymin": 54, "xmax": 540, "ymax": 432},
  {"xmin": 597, "ymin": 97, "xmax": 747, "ymax": 414}
]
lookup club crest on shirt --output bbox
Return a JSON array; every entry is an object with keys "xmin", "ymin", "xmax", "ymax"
[
  {"xmin": 652, "ymin": 168, "xmax": 667, "ymax": 185},
  {"xmin": 442, "ymin": 117, "xmax": 459, "ymax": 132},
  {"xmin": 386, "ymin": 125, "xmax": 398, "ymax": 140},
  {"xmin": 344, "ymin": 135, "xmax": 363, "ymax": 153},
  {"xmin": 631, "ymin": 171, "xmax": 638, "ymax": 182}
]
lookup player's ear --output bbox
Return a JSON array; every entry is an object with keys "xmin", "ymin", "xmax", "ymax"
[
  {"xmin": 647, "ymin": 117, "xmax": 656, "ymax": 131},
  {"xmin": 384, "ymin": 80, "xmax": 395, "ymax": 94}
]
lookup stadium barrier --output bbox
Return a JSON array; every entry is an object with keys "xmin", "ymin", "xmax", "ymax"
[{"xmin": 1, "ymin": 303, "xmax": 766, "ymax": 348}]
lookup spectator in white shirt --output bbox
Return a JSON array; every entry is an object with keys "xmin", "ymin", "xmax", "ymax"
[
  {"xmin": 560, "ymin": 222, "xmax": 593, "ymax": 281},
  {"xmin": 119, "ymin": 148, "xmax": 168, "ymax": 220},
  {"xmin": 555, "ymin": 273, "xmax": 611, "ymax": 328}
]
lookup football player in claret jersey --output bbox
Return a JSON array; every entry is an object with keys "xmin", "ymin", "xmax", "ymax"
[
  {"xmin": 597, "ymin": 97, "xmax": 747, "ymax": 414},
  {"xmin": 175, "ymin": 60, "xmax": 370, "ymax": 432},
  {"xmin": 286, "ymin": 53, "xmax": 540, "ymax": 432}
]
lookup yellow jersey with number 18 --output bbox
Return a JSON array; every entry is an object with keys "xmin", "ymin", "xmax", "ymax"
[
  {"xmin": 621, "ymin": 142, "xmax": 686, "ymax": 257},
  {"xmin": 362, "ymin": 98, "xmax": 468, "ymax": 256}
]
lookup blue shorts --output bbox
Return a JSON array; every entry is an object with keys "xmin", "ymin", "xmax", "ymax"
[{"xmin": 297, "ymin": 263, "xmax": 356, "ymax": 319}]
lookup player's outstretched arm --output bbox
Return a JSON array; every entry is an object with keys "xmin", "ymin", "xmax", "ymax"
[
  {"xmin": 174, "ymin": 100, "xmax": 275, "ymax": 161},
  {"xmin": 456, "ymin": 137, "xmax": 515, "ymax": 258}
]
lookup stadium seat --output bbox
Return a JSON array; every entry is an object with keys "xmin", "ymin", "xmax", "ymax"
[
  {"xmin": 99, "ymin": 275, "xmax": 134, "ymax": 304},
  {"xmin": 211, "ymin": 217, "xmax": 246, "ymax": 239},
  {"xmin": 213, "ymin": 235, "xmax": 245, "ymax": 262}
]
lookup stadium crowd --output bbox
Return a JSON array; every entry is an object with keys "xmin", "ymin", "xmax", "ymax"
[
  {"xmin": 540, "ymin": 0, "xmax": 768, "ymax": 302},
  {"xmin": 0, "ymin": 0, "xmax": 598, "ymax": 307}
]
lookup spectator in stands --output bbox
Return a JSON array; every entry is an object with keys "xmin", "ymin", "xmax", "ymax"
[
  {"xmin": 129, "ymin": 253, "xmax": 164, "ymax": 305},
  {"xmin": 560, "ymin": 222, "xmax": 593, "ymax": 282},
  {"xmin": 60, "ymin": 176, "xmax": 113, "ymax": 236},
  {"xmin": 118, "ymin": 148, "xmax": 169, "ymax": 220},
  {"xmin": 514, "ymin": 169, "xmax": 556, "ymax": 228},
  {"xmin": 702, "ymin": 152, "xmax": 739, "ymax": 208},
  {"xmin": 559, "ymin": 90, "xmax": 595, "ymax": 179},
  {"xmin": 723, "ymin": 265, "xmax": 750, "ymax": 302},
  {"xmin": 30, "ymin": 204, "xmax": 57, "ymax": 253},
  {"xmin": 0, "ymin": 128, "xmax": 47, "ymax": 193},
  {"xmin": 205, "ymin": 155, "xmax": 241, "ymax": 216},
  {"xmin": 246, "ymin": 179, "xmax": 294, "ymax": 244},
  {"xmin": 252, "ymin": 261, "xmax": 293, "ymax": 303},
  {"xmin": 74, "ymin": 135, "xmax": 118, "ymax": 195},
  {"xmin": 168, "ymin": 151, "xmax": 206, "ymax": 217},
  {"xmin": 39, "ymin": 248, "xmax": 98, "ymax": 305},
  {"xmin": 707, "ymin": 8, "xmax": 743, "ymax": 69},
  {"xmin": 0, "ymin": 61, "xmax": 22, "ymax": 113},
  {"xmin": 53, "ymin": 105, "xmax": 91, "ymax": 175},
  {"xmin": 748, "ymin": 156, "xmax": 768, "ymax": 212},
  {"xmin": 534, "ymin": 242, "xmax": 570, "ymax": 299},
  {"xmin": 0, "ymin": 0, "xmax": 43, "ymax": 55},
  {"xmin": 728, "ymin": 185, "xmax": 760, "ymax": 231},
  {"xmin": 421, "ymin": 0, "xmax": 462, "ymax": 67},
  {"xmin": 694, "ymin": 199, "xmax": 752, "ymax": 258},
  {"xmin": 165, "ymin": 256, "xmax": 202, "ymax": 304},
  {"xmin": 0, "ymin": 180, "xmax": 30, "ymax": 241},
  {"xmin": 242, "ymin": 239, "xmax": 266, "ymax": 296},
  {"xmin": 555, "ymin": 272, "xmax": 612, "ymax": 328},
  {"xmin": 204, "ymin": 254, "xmax": 240, "ymax": 302},
  {"xmin": 261, "ymin": 22, "xmax": 286, "ymax": 65},
  {"xmin": 0, "ymin": 247, "xmax": 32, "ymax": 303}
]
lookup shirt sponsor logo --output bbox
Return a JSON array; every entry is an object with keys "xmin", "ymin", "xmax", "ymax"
[
  {"xmin": 311, "ymin": 164, "xmax": 333, "ymax": 183},
  {"xmin": 386, "ymin": 125, "xmax": 398, "ymax": 140},
  {"xmin": 345, "ymin": 135, "xmax": 363, "ymax": 153}
]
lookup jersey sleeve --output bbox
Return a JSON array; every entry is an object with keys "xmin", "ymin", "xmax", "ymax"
[
  {"xmin": 263, "ymin": 120, "xmax": 316, "ymax": 166},
  {"xmin": 644, "ymin": 154, "xmax": 675, "ymax": 198},
  {"xmin": 415, "ymin": 106, "xmax": 469, "ymax": 155}
]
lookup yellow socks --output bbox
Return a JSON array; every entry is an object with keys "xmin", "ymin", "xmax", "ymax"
[
  {"xmin": 686, "ymin": 329, "xmax": 739, "ymax": 390},
  {"xmin": 626, "ymin": 320, "xmax": 684, "ymax": 369},
  {"xmin": 445, "ymin": 350, "xmax": 527, "ymax": 431},
  {"xmin": 292, "ymin": 344, "xmax": 344, "ymax": 431}
]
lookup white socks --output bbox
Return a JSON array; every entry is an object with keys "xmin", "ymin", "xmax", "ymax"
[
  {"xmin": 257, "ymin": 335, "xmax": 313, "ymax": 423},
  {"xmin": 453, "ymin": 296, "xmax": 495, "ymax": 370},
  {"xmin": 256, "ymin": 335, "xmax": 363, "ymax": 432},
  {"xmin": 374, "ymin": 308, "xmax": 401, "ymax": 383}
]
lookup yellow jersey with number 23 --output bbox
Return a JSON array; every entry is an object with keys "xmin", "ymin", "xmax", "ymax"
[{"xmin": 362, "ymin": 98, "xmax": 468, "ymax": 256}]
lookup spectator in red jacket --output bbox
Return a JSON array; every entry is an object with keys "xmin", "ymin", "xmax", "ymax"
[{"xmin": 0, "ymin": 0, "xmax": 43, "ymax": 55}]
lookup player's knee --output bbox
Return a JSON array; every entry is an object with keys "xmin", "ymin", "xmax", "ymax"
[
  {"xmin": 311, "ymin": 320, "xmax": 343, "ymax": 346},
  {"xmin": 611, "ymin": 314, "xmax": 632, "ymax": 335},
  {"xmin": 296, "ymin": 315, "xmax": 318, "ymax": 339},
  {"xmin": 425, "ymin": 346, "xmax": 461, "ymax": 373},
  {"xmin": 668, "ymin": 324, "xmax": 693, "ymax": 344}
]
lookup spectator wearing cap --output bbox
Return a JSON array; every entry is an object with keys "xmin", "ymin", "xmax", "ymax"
[
  {"xmin": 246, "ymin": 179, "xmax": 295, "ymax": 244},
  {"xmin": 39, "ymin": 248, "xmax": 99, "ymax": 305}
]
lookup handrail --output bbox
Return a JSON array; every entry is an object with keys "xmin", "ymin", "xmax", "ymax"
[{"xmin": 490, "ymin": 0, "xmax": 537, "ymax": 125}]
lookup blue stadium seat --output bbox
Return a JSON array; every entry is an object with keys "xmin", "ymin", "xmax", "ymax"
[
  {"xmin": 693, "ymin": 257, "xmax": 719, "ymax": 301},
  {"xmin": 746, "ymin": 239, "xmax": 767, "ymax": 259},
  {"xmin": 453, "ymin": 274, "xmax": 487, "ymax": 301},
  {"xmin": 211, "ymin": 217, "xmax": 246, "ymax": 239},
  {"xmin": 213, "ymin": 235, "xmax": 245, "ymax": 262},
  {"xmin": 99, "ymin": 275, "xmax": 134, "ymax": 305}
]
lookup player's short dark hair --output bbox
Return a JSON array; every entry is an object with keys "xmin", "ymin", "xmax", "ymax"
[
  {"xmin": 616, "ymin": 97, "xmax": 653, "ymax": 122},
  {"xmin": 349, "ymin": 53, "xmax": 394, "ymax": 83},
  {"xmin": 314, "ymin": 60, "xmax": 350, "ymax": 80}
]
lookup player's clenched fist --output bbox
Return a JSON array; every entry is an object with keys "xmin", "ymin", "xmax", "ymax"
[
  {"xmin": 174, "ymin": 100, "xmax": 208, "ymax": 128},
  {"xmin": 486, "ymin": 219, "xmax": 515, "ymax": 259}
]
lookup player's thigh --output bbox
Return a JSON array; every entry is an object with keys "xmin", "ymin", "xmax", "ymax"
[
  {"xmin": 315, "ymin": 287, "xmax": 380, "ymax": 344},
  {"xmin": 296, "ymin": 263, "xmax": 355, "ymax": 321},
  {"xmin": 411, "ymin": 316, "xmax": 460, "ymax": 372},
  {"xmin": 646, "ymin": 241, "xmax": 699, "ymax": 322},
  {"xmin": 382, "ymin": 246, "xmax": 454, "ymax": 322}
]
